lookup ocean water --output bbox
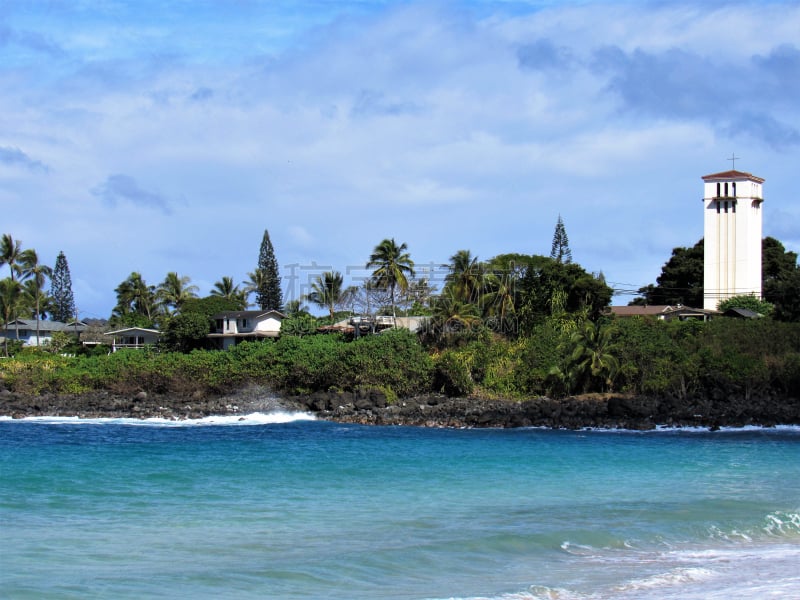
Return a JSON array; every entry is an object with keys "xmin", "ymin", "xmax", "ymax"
[{"xmin": 1, "ymin": 413, "xmax": 799, "ymax": 600}]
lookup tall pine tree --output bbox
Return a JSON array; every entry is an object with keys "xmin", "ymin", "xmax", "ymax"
[
  {"xmin": 50, "ymin": 251, "xmax": 76, "ymax": 322},
  {"xmin": 255, "ymin": 229, "xmax": 282, "ymax": 311},
  {"xmin": 550, "ymin": 215, "xmax": 573, "ymax": 264}
]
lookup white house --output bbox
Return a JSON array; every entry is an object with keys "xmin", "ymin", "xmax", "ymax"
[
  {"xmin": 1, "ymin": 319, "xmax": 87, "ymax": 347},
  {"xmin": 208, "ymin": 310, "xmax": 285, "ymax": 350},
  {"xmin": 103, "ymin": 327, "xmax": 161, "ymax": 351},
  {"xmin": 702, "ymin": 169, "xmax": 764, "ymax": 310}
]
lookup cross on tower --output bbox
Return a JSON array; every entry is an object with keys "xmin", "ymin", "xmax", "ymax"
[{"xmin": 728, "ymin": 153, "xmax": 740, "ymax": 170}]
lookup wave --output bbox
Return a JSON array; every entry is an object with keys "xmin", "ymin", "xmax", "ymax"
[
  {"xmin": 0, "ymin": 411, "xmax": 317, "ymax": 427},
  {"xmin": 707, "ymin": 510, "xmax": 800, "ymax": 542},
  {"xmin": 439, "ymin": 542, "xmax": 800, "ymax": 600},
  {"xmin": 575, "ymin": 424, "xmax": 800, "ymax": 435}
]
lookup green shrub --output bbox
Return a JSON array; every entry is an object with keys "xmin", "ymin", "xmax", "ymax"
[{"xmin": 433, "ymin": 351, "xmax": 473, "ymax": 397}]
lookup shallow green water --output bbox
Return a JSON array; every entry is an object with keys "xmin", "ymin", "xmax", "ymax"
[{"xmin": 1, "ymin": 416, "xmax": 799, "ymax": 599}]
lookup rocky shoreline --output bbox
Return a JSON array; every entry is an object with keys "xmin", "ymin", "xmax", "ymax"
[{"xmin": 2, "ymin": 384, "xmax": 799, "ymax": 430}]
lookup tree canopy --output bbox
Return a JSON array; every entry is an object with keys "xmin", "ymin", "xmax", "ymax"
[
  {"xmin": 50, "ymin": 251, "xmax": 76, "ymax": 323},
  {"xmin": 255, "ymin": 229, "xmax": 282, "ymax": 311},
  {"xmin": 633, "ymin": 239, "xmax": 704, "ymax": 307},
  {"xmin": 633, "ymin": 237, "xmax": 799, "ymax": 321},
  {"xmin": 550, "ymin": 215, "xmax": 573, "ymax": 264},
  {"xmin": 367, "ymin": 238, "xmax": 415, "ymax": 320}
]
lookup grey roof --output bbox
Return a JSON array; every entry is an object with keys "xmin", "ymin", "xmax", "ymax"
[
  {"xmin": 3, "ymin": 319, "xmax": 87, "ymax": 332},
  {"xmin": 723, "ymin": 307, "xmax": 763, "ymax": 319}
]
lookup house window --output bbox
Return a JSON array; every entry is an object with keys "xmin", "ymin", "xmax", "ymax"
[
  {"xmin": 732, "ymin": 182, "xmax": 736, "ymax": 197},
  {"xmin": 716, "ymin": 182, "xmax": 721, "ymax": 197},
  {"xmin": 716, "ymin": 201, "xmax": 720, "ymax": 214},
  {"xmin": 724, "ymin": 182, "xmax": 729, "ymax": 196},
  {"xmin": 240, "ymin": 319, "xmax": 249, "ymax": 329}
]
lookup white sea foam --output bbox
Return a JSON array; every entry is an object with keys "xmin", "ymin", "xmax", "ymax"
[
  {"xmin": 614, "ymin": 566, "xmax": 718, "ymax": 591},
  {"xmin": 0, "ymin": 411, "xmax": 316, "ymax": 426},
  {"xmin": 580, "ymin": 424, "xmax": 800, "ymax": 434}
]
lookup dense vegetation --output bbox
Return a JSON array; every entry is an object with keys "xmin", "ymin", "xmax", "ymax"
[
  {"xmin": 2, "ymin": 224, "xmax": 800, "ymax": 406},
  {"xmin": 1, "ymin": 317, "xmax": 799, "ymax": 404}
]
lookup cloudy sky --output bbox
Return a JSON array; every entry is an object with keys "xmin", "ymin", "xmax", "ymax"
[{"xmin": 2, "ymin": 0, "xmax": 799, "ymax": 318}]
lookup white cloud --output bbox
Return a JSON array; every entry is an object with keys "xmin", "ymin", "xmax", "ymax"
[{"xmin": 2, "ymin": 1, "xmax": 798, "ymax": 315}]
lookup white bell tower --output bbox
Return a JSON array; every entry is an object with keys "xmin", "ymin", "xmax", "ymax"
[{"xmin": 702, "ymin": 168, "xmax": 764, "ymax": 310}]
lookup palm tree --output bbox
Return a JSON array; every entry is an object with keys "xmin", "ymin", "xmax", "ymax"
[
  {"xmin": 20, "ymin": 250, "xmax": 52, "ymax": 347},
  {"xmin": 366, "ymin": 238, "xmax": 415, "ymax": 322},
  {"xmin": 283, "ymin": 299, "xmax": 310, "ymax": 316},
  {"xmin": 1, "ymin": 235, "xmax": 36, "ymax": 340},
  {"xmin": 445, "ymin": 249, "xmax": 485, "ymax": 305},
  {"xmin": 481, "ymin": 271, "xmax": 516, "ymax": 332},
  {"xmin": 306, "ymin": 271, "xmax": 344, "ymax": 320},
  {"xmin": 243, "ymin": 269, "xmax": 270, "ymax": 308},
  {"xmin": 0, "ymin": 278, "xmax": 22, "ymax": 356},
  {"xmin": 423, "ymin": 288, "xmax": 482, "ymax": 344},
  {"xmin": 0, "ymin": 234, "xmax": 34, "ymax": 282},
  {"xmin": 211, "ymin": 276, "xmax": 248, "ymax": 310},
  {"xmin": 157, "ymin": 272, "xmax": 198, "ymax": 314},
  {"xmin": 112, "ymin": 272, "xmax": 160, "ymax": 326},
  {"xmin": 563, "ymin": 320, "xmax": 619, "ymax": 393}
]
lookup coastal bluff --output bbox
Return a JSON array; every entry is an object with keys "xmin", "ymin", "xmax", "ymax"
[{"xmin": 1, "ymin": 384, "xmax": 799, "ymax": 429}]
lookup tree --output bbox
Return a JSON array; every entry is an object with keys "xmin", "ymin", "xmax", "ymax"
[
  {"xmin": 557, "ymin": 320, "xmax": 619, "ymax": 393},
  {"xmin": 283, "ymin": 299, "xmax": 310, "ymax": 316},
  {"xmin": 50, "ymin": 251, "xmax": 76, "ymax": 323},
  {"xmin": 161, "ymin": 312, "xmax": 212, "ymax": 352},
  {"xmin": 445, "ymin": 249, "xmax": 485, "ymax": 305},
  {"xmin": 306, "ymin": 271, "xmax": 344, "ymax": 320},
  {"xmin": 243, "ymin": 269, "xmax": 268, "ymax": 308},
  {"xmin": 367, "ymin": 238, "xmax": 415, "ymax": 321},
  {"xmin": 1, "ymin": 235, "xmax": 36, "ymax": 340},
  {"xmin": 717, "ymin": 295, "xmax": 774, "ymax": 316},
  {"xmin": 632, "ymin": 239, "xmax": 704, "ymax": 307},
  {"xmin": 255, "ymin": 229, "xmax": 282, "ymax": 310},
  {"xmin": 111, "ymin": 272, "xmax": 160, "ymax": 327},
  {"xmin": 481, "ymin": 271, "xmax": 517, "ymax": 333},
  {"xmin": 157, "ymin": 272, "xmax": 198, "ymax": 314},
  {"xmin": 431, "ymin": 288, "xmax": 481, "ymax": 333},
  {"xmin": 550, "ymin": 215, "xmax": 573, "ymax": 264},
  {"xmin": 1, "ymin": 234, "xmax": 34, "ymax": 282},
  {"xmin": 635, "ymin": 236, "xmax": 799, "ymax": 319},
  {"xmin": 20, "ymin": 250, "xmax": 52, "ymax": 347},
  {"xmin": 0, "ymin": 278, "xmax": 22, "ymax": 356},
  {"xmin": 399, "ymin": 278, "xmax": 436, "ymax": 314},
  {"xmin": 519, "ymin": 258, "xmax": 613, "ymax": 331},
  {"xmin": 212, "ymin": 276, "xmax": 248, "ymax": 310},
  {"xmin": 762, "ymin": 237, "xmax": 800, "ymax": 322}
]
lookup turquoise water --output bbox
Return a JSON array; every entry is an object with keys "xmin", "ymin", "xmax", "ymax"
[{"xmin": 1, "ymin": 413, "xmax": 799, "ymax": 599}]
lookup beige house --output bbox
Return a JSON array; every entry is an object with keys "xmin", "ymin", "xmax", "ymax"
[
  {"xmin": 209, "ymin": 310, "xmax": 285, "ymax": 350},
  {"xmin": 104, "ymin": 327, "xmax": 161, "ymax": 351}
]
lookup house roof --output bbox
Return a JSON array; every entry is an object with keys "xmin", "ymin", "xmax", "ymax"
[
  {"xmin": 104, "ymin": 327, "xmax": 161, "ymax": 336},
  {"xmin": 609, "ymin": 305, "xmax": 716, "ymax": 319},
  {"xmin": 608, "ymin": 305, "xmax": 674, "ymax": 317},
  {"xmin": 4, "ymin": 319, "xmax": 87, "ymax": 332},
  {"xmin": 723, "ymin": 307, "xmax": 763, "ymax": 319},
  {"xmin": 211, "ymin": 310, "xmax": 285, "ymax": 319},
  {"xmin": 701, "ymin": 170, "xmax": 765, "ymax": 184}
]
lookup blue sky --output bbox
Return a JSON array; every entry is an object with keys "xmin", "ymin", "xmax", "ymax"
[{"xmin": 2, "ymin": 0, "xmax": 799, "ymax": 319}]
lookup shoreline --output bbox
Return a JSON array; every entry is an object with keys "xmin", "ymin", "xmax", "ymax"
[{"xmin": 1, "ymin": 385, "xmax": 799, "ymax": 430}]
